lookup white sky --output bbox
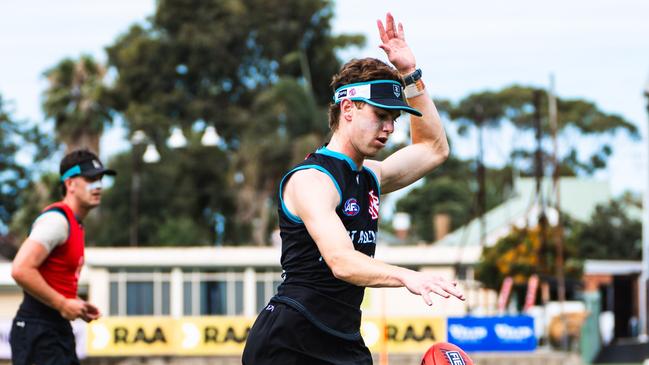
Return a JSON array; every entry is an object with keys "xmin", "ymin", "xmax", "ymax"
[{"xmin": 1, "ymin": 0, "xmax": 648, "ymax": 195}]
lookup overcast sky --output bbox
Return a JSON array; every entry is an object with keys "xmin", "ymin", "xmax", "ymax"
[{"xmin": 1, "ymin": 0, "xmax": 648, "ymax": 195}]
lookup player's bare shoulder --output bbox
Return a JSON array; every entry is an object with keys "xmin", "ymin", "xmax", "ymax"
[
  {"xmin": 283, "ymin": 168, "xmax": 340, "ymax": 214},
  {"xmin": 362, "ymin": 159, "xmax": 382, "ymax": 182}
]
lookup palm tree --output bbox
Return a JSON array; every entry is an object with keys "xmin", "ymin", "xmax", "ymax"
[{"xmin": 43, "ymin": 55, "xmax": 111, "ymax": 154}]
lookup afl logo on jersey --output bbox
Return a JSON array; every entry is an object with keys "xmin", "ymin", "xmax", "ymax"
[{"xmin": 343, "ymin": 198, "xmax": 360, "ymax": 216}]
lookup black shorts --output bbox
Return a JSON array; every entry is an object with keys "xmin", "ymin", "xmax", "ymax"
[
  {"xmin": 9, "ymin": 316, "xmax": 79, "ymax": 365},
  {"xmin": 242, "ymin": 301, "xmax": 372, "ymax": 365}
]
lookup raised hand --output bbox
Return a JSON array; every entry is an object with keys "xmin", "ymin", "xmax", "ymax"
[{"xmin": 377, "ymin": 12, "xmax": 416, "ymax": 74}]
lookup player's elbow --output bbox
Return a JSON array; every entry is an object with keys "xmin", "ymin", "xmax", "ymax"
[
  {"xmin": 328, "ymin": 254, "xmax": 354, "ymax": 281},
  {"xmin": 421, "ymin": 140, "xmax": 449, "ymax": 168},
  {"xmin": 435, "ymin": 136, "xmax": 450, "ymax": 161},
  {"xmin": 437, "ymin": 143, "xmax": 450, "ymax": 162},
  {"xmin": 11, "ymin": 263, "xmax": 27, "ymax": 285},
  {"xmin": 332, "ymin": 267, "xmax": 353, "ymax": 282}
]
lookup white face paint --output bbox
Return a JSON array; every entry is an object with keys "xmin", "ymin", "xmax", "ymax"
[{"xmin": 86, "ymin": 180, "xmax": 103, "ymax": 191}]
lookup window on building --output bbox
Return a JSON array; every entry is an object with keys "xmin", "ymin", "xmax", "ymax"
[
  {"xmin": 182, "ymin": 270, "xmax": 246, "ymax": 315},
  {"xmin": 255, "ymin": 271, "xmax": 283, "ymax": 311},
  {"xmin": 109, "ymin": 269, "xmax": 171, "ymax": 316},
  {"xmin": 201, "ymin": 280, "xmax": 227, "ymax": 315},
  {"xmin": 127, "ymin": 281, "xmax": 153, "ymax": 315}
]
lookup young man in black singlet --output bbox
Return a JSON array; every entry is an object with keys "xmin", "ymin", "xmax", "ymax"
[{"xmin": 243, "ymin": 12, "xmax": 465, "ymax": 365}]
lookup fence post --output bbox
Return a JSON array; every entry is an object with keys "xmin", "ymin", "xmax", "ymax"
[{"xmin": 580, "ymin": 291, "xmax": 601, "ymax": 364}]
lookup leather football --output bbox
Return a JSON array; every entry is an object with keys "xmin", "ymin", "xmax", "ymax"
[{"xmin": 420, "ymin": 342, "xmax": 474, "ymax": 365}]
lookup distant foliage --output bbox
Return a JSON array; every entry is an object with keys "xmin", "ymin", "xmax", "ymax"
[
  {"xmin": 475, "ymin": 221, "xmax": 583, "ymax": 292},
  {"xmin": 396, "ymin": 155, "xmax": 514, "ymax": 241},
  {"xmin": 0, "ymin": 95, "xmax": 55, "ymax": 238},
  {"xmin": 573, "ymin": 198, "xmax": 641, "ymax": 260},
  {"xmin": 395, "ymin": 84, "xmax": 638, "ymax": 244},
  {"xmin": 475, "ymin": 196, "xmax": 640, "ymax": 294},
  {"xmin": 89, "ymin": 0, "xmax": 364, "ymax": 245},
  {"xmin": 42, "ymin": 55, "xmax": 111, "ymax": 153},
  {"xmin": 450, "ymin": 85, "xmax": 638, "ymax": 175}
]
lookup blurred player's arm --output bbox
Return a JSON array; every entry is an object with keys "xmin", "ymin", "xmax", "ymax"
[
  {"xmin": 12, "ymin": 238, "xmax": 94, "ymax": 321},
  {"xmin": 283, "ymin": 169, "xmax": 464, "ymax": 305}
]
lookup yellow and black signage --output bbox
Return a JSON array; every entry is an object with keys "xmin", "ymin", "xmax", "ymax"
[
  {"xmin": 176, "ymin": 317, "xmax": 251, "ymax": 356},
  {"xmin": 88, "ymin": 318, "xmax": 177, "ymax": 356},
  {"xmin": 87, "ymin": 316, "xmax": 446, "ymax": 356},
  {"xmin": 361, "ymin": 317, "xmax": 446, "ymax": 353}
]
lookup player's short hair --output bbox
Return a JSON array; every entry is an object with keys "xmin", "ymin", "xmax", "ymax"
[
  {"xmin": 59, "ymin": 149, "xmax": 101, "ymax": 196},
  {"xmin": 328, "ymin": 58, "xmax": 403, "ymax": 131}
]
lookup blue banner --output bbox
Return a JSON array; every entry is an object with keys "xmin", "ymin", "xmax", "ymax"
[{"xmin": 447, "ymin": 316, "xmax": 536, "ymax": 352}]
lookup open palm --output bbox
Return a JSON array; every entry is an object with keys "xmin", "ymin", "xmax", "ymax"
[{"xmin": 377, "ymin": 12, "xmax": 416, "ymax": 74}]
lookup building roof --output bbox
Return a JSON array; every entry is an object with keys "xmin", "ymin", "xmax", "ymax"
[
  {"xmin": 437, "ymin": 177, "xmax": 610, "ymax": 247},
  {"xmin": 0, "ymin": 244, "xmax": 480, "ymax": 287},
  {"xmin": 83, "ymin": 244, "xmax": 480, "ymax": 268},
  {"xmin": 584, "ymin": 260, "xmax": 643, "ymax": 275}
]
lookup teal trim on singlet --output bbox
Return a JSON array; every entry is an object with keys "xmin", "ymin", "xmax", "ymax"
[
  {"xmin": 363, "ymin": 166, "xmax": 381, "ymax": 197},
  {"xmin": 279, "ymin": 165, "xmax": 343, "ymax": 224},
  {"xmin": 315, "ymin": 147, "xmax": 358, "ymax": 171}
]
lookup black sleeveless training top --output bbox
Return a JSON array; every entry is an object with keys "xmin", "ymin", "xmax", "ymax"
[{"xmin": 272, "ymin": 145, "xmax": 380, "ymax": 340}]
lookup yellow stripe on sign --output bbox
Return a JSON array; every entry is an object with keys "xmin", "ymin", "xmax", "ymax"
[
  {"xmin": 88, "ymin": 317, "xmax": 177, "ymax": 356},
  {"xmin": 175, "ymin": 317, "xmax": 251, "ymax": 356},
  {"xmin": 86, "ymin": 316, "xmax": 446, "ymax": 356},
  {"xmin": 362, "ymin": 317, "xmax": 446, "ymax": 353}
]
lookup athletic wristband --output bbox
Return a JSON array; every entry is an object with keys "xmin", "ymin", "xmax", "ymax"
[
  {"xmin": 404, "ymin": 79, "xmax": 425, "ymax": 98},
  {"xmin": 402, "ymin": 68, "xmax": 422, "ymax": 86}
]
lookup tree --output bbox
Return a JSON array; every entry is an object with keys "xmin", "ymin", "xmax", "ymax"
[
  {"xmin": 396, "ymin": 154, "xmax": 514, "ymax": 242},
  {"xmin": 475, "ymin": 219, "xmax": 583, "ymax": 298},
  {"xmin": 103, "ymin": 0, "xmax": 363, "ymax": 245},
  {"xmin": 8, "ymin": 55, "xmax": 111, "ymax": 243},
  {"xmin": 232, "ymin": 78, "xmax": 328, "ymax": 244},
  {"xmin": 0, "ymin": 95, "xmax": 54, "ymax": 259},
  {"xmin": 42, "ymin": 55, "xmax": 112, "ymax": 153},
  {"xmin": 0, "ymin": 95, "xmax": 55, "ymax": 250},
  {"xmin": 396, "ymin": 86, "xmax": 639, "ymax": 243},
  {"xmin": 475, "ymin": 195, "xmax": 641, "ymax": 301},
  {"xmin": 85, "ymin": 139, "xmax": 235, "ymax": 246},
  {"xmin": 571, "ymin": 197, "xmax": 641, "ymax": 260},
  {"xmin": 106, "ymin": 0, "xmax": 363, "ymax": 135},
  {"xmin": 451, "ymin": 85, "xmax": 638, "ymax": 176},
  {"xmin": 9, "ymin": 173, "xmax": 60, "ymax": 239}
]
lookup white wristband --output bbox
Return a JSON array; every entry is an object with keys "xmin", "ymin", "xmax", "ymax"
[{"xmin": 404, "ymin": 80, "xmax": 425, "ymax": 98}]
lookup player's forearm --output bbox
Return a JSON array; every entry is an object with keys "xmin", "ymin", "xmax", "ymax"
[
  {"xmin": 407, "ymin": 88, "xmax": 450, "ymax": 163},
  {"xmin": 328, "ymin": 249, "xmax": 412, "ymax": 287},
  {"xmin": 12, "ymin": 266, "xmax": 66, "ymax": 311}
]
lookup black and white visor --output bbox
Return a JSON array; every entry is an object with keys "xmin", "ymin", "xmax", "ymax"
[
  {"xmin": 333, "ymin": 80, "xmax": 422, "ymax": 117},
  {"xmin": 61, "ymin": 159, "xmax": 117, "ymax": 181}
]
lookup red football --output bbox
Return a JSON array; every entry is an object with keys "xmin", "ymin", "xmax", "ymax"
[{"xmin": 421, "ymin": 342, "xmax": 474, "ymax": 365}]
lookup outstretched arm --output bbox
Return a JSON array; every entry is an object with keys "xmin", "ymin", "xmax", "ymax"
[
  {"xmin": 283, "ymin": 169, "xmax": 464, "ymax": 305},
  {"xmin": 365, "ymin": 12, "xmax": 449, "ymax": 194}
]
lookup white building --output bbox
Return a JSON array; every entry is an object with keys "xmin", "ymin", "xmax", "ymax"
[{"xmin": 0, "ymin": 177, "xmax": 613, "ymax": 320}]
